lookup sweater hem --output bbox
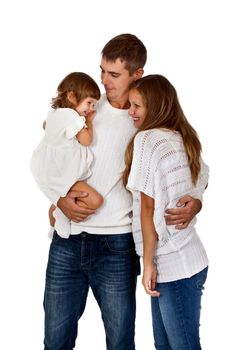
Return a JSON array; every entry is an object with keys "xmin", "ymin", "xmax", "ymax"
[{"xmin": 70, "ymin": 224, "xmax": 132, "ymax": 235}]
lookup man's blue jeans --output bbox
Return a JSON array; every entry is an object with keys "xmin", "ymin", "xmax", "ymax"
[
  {"xmin": 151, "ymin": 267, "xmax": 208, "ymax": 350},
  {"xmin": 44, "ymin": 231, "xmax": 140, "ymax": 350}
]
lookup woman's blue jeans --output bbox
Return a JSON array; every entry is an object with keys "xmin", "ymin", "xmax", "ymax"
[
  {"xmin": 151, "ymin": 267, "xmax": 208, "ymax": 350},
  {"xmin": 44, "ymin": 232, "xmax": 140, "ymax": 350}
]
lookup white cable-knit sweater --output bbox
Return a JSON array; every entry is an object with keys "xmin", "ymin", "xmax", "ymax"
[
  {"xmin": 40, "ymin": 94, "xmax": 137, "ymax": 234},
  {"xmin": 127, "ymin": 129, "xmax": 209, "ymax": 282}
]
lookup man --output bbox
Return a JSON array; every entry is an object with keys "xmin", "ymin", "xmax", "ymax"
[{"xmin": 43, "ymin": 34, "xmax": 202, "ymax": 350}]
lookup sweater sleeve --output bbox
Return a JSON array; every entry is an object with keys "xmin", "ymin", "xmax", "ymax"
[
  {"xmin": 34, "ymin": 182, "xmax": 61, "ymax": 206},
  {"xmin": 65, "ymin": 115, "xmax": 86, "ymax": 139},
  {"xmin": 127, "ymin": 131, "xmax": 168, "ymax": 244},
  {"xmin": 190, "ymin": 159, "xmax": 209, "ymax": 202},
  {"xmin": 127, "ymin": 131, "xmax": 157, "ymax": 199}
]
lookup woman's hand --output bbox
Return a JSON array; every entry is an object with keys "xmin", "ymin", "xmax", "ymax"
[{"xmin": 142, "ymin": 264, "xmax": 160, "ymax": 297}]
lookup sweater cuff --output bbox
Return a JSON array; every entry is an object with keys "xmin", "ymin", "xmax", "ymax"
[
  {"xmin": 191, "ymin": 194, "xmax": 203, "ymax": 203},
  {"xmin": 37, "ymin": 184, "xmax": 61, "ymax": 206}
]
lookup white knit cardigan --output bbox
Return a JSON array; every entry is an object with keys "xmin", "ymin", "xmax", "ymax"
[{"xmin": 127, "ymin": 129, "xmax": 209, "ymax": 282}]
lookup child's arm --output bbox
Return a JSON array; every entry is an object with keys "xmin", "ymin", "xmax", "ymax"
[
  {"xmin": 75, "ymin": 112, "xmax": 95, "ymax": 146},
  {"xmin": 141, "ymin": 192, "xmax": 160, "ymax": 297}
]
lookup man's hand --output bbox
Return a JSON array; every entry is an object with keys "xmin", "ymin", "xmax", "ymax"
[
  {"xmin": 57, "ymin": 191, "xmax": 95, "ymax": 222},
  {"xmin": 165, "ymin": 196, "xmax": 202, "ymax": 229}
]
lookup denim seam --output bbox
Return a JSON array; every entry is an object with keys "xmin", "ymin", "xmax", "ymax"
[{"xmin": 174, "ymin": 281, "xmax": 191, "ymax": 350}]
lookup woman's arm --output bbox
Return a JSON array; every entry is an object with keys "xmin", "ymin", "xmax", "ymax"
[{"xmin": 141, "ymin": 192, "xmax": 160, "ymax": 297}]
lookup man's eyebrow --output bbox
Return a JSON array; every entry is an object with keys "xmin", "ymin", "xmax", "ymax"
[{"xmin": 100, "ymin": 66, "xmax": 120, "ymax": 75}]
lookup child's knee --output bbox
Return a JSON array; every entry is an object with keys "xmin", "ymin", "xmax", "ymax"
[{"xmin": 92, "ymin": 193, "xmax": 104, "ymax": 209}]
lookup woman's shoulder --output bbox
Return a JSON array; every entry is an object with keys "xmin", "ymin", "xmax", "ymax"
[
  {"xmin": 134, "ymin": 129, "xmax": 184, "ymax": 168},
  {"xmin": 134, "ymin": 129, "xmax": 176, "ymax": 148}
]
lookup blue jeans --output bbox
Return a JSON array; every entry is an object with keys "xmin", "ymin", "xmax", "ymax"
[
  {"xmin": 44, "ymin": 231, "xmax": 140, "ymax": 350},
  {"xmin": 151, "ymin": 267, "xmax": 208, "ymax": 350}
]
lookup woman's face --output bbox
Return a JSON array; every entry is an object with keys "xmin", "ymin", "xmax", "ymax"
[{"xmin": 128, "ymin": 88, "xmax": 147, "ymax": 128}]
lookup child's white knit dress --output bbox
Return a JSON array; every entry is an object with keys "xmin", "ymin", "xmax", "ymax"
[{"xmin": 30, "ymin": 108, "xmax": 93, "ymax": 238}]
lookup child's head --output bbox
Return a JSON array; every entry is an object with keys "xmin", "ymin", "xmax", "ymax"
[
  {"xmin": 51, "ymin": 72, "xmax": 101, "ymax": 115},
  {"xmin": 128, "ymin": 74, "xmax": 184, "ymax": 131}
]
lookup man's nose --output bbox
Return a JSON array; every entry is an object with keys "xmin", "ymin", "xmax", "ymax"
[{"xmin": 101, "ymin": 74, "xmax": 109, "ymax": 85}]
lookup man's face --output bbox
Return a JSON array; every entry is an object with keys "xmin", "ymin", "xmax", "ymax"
[{"xmin": 100, "ymin": 57, "xmax": 137, "ymax": 106}]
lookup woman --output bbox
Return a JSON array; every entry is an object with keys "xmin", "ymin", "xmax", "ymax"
[{"xmin": 123, "ymin": 74, "xmax": 209, "ymax": 349}]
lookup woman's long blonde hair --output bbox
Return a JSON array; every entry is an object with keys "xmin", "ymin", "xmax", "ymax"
[{"xmin": 122, "ymin": 74, "xmax": 202, "ymax": 186}]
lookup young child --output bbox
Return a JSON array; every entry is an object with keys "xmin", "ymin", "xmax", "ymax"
[
  {"xmin": 123, "ymin": 74, "xmax": 209, "ymax": 349},
  {"xmin": 30, "ymin": 72, "xmax": 103, "ymax": 238}
]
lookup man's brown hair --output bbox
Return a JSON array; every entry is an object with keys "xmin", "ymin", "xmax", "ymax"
[{"xmin": 101, "ymin": 33, "xmax": 147, "ymax": 75}]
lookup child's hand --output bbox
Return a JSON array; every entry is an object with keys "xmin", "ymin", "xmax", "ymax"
[{"xmin": 85, "ymin": 111, "xmax": 96, "ymax": 123}]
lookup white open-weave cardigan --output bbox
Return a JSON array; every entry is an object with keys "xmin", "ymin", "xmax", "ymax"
[{"xmin": 127, "ymin": 129, "xmax": 209, "ymax": 282}]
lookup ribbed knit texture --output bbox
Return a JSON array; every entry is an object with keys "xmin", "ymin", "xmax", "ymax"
[
  {"xmin": 70, "ymin": 94, "xmax": 137, "ymax": 234},
  {"xmin": 127, "ymin": 129, "xmax": 209, "ymax": 282}
]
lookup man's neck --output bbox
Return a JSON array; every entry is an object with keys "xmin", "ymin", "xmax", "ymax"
[{"xmin": 108, "ymin": 96, "xmax": 130, "ymax": 110}]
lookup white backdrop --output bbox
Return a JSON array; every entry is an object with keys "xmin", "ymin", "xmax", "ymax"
[{"xmin": 0, "ymin": 0, "xmax": 238, "ymax": 349}]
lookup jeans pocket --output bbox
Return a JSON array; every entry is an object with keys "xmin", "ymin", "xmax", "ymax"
[{"xmin": 105, "ymin": 233, "xmax": 136, "ymax": 255}]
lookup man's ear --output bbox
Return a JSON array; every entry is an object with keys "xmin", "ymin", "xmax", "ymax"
[
  {"xmin": 134, "ymin": 68, "xmax": 144, "ymax": 81},
  {"xmin": 67, "ymin": 91, "xmax": 77, "ymax": 104}
]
